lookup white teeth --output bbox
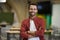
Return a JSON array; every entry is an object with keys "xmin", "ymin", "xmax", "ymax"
[{"xmin": 32, "ymin": 13, "xmax": 34, "ymax": 14}]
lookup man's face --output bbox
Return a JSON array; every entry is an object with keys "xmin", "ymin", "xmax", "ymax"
[{"xmin": 29, "ymin": 5, "xmax": 38, "ymax": 16}]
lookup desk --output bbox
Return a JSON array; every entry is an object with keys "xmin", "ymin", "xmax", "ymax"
[
  {"xmin": 0, "ymin": 27, "xmax": 1, "ymax": 40},
  {"xmin": 10, "ymin": 27, "xmax": 53, "ymax": 32},
  {"xmin": 45, "ymin": 30, "xmax": 53, "ymax": 40},
  {"xmin": 6, "ymin": 30, "xmax": 53, "ymax": 34},
  {"xmin": 45, "ymin": 30, "xmax": 53, "ymax": 33},
  {"xmin": 6, "ymin": 31, "xmax": 20, "ymax": 40},
  {"xmin": 10, "ymin": 27, "xmax": 20, "ymax": 31},
  {"xmin": 0, "ymin": 24, "xmax": 8, "ymax": 40},
  {"xmin": 6, "ymin": 28, "xmax": 53, "ymax": 40}
]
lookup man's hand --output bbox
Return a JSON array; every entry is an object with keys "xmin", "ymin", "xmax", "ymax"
[
  {"xmin": 28, "ymin": 35, "xmax": 33, "ymax": 38},
  {"xmin": 28, "ymin": 31, "xmax": 35, "ymax": 36}
]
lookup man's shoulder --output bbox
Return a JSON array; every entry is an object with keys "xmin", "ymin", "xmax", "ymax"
[
  {"xmin": 36, "ymin": 17, "xmax": 46, "ymax": 22},
  {"xmin": 22, "ymin": 18, "xmax": 29, "ymax": 23},
  {"xmin": 36, "ymin": 17, "xmax": 44, "ymax": 20}
]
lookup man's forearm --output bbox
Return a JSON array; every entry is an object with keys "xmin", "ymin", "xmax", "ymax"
[{"xmin": 27, "ymin": 31, "xmax": 36, "ymax": 36}]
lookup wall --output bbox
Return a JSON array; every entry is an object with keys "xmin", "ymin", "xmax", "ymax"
[
  {"xmin": 52, "ymin": 4, "xmax": 60, "ymax": 27},
  {"xmin": 7, "ymin": 0, "xmax": 29, "ymax": 27}
]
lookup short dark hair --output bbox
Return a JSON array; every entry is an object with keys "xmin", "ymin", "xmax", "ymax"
[{"xmin": 28, "ymin": 3, "xmax": 38, "ymax": 9}]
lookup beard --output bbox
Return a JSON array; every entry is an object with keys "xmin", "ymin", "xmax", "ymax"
[{"xmin": 29, "ymin": 12, "xmax": 36, "ymax": 16}]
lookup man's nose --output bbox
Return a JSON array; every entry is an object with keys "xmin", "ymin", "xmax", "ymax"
[{"xmin": 32, "ymin": 9, "xmax": 34, "ymax": 12}]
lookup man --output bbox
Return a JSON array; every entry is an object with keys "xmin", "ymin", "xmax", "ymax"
[{"xmin": 20, "ymin": 3, "xmax": 46, "ymax": 40}]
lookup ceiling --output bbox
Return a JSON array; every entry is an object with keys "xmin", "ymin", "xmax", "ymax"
[{"xmin": 28, "ymin": 0, "xmax": 60, "ymax": 4}]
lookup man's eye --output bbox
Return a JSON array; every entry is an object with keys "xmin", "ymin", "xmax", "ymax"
[
  {"xmin": 30, "ymin": 8, "xmax": 33, "ymax": 10},
  {"xmin": 30, "ymin": 8, "xmax": 37, "ymax": 10}
]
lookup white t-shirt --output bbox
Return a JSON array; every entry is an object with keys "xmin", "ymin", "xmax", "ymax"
[{"xmin": 28, "ymin": 19, "xmax": 40, "ymax": 40}]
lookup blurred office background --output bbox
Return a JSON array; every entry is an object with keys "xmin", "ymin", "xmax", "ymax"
[{"xmin": 0, "ymin": 0, "xmax": 60, "ymax": 40}]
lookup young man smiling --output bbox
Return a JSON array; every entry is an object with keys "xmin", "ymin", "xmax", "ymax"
[{"xmin": 20, "ymin": 3, "xmax": 46, "ymax": 40}]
